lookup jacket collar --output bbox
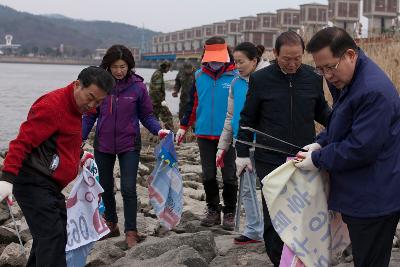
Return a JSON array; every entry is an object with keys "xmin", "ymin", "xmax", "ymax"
[
  {"xmin": 201, "ymin": 63, "xmax": 236, "ymax": 80},
  {"xmin": 113, "ymin": 72, "xmax": 143, "ymax": 93},
  {"xmin": 332, "ymin": 47, "xmax": 364, "ymax": 104}
]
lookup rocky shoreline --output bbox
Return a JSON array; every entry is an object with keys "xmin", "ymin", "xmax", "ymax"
[{"xmin": 1, "ymin": 131, "xmax": 400, "ymax": 266}]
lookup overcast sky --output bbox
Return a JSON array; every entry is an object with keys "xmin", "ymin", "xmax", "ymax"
[{"xmin": 1, "ymin": 0, "xmax": 369, "ymax": 33}]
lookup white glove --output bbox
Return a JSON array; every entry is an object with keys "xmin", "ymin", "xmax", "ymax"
[
  {"xmin": 294, "ymin": 150, "xmax": 318, "ymax": 171},
  {"xmin": 303, "ymin": 143, "xmax": 322, "ymax": 152},
  {"xmin": 0, "ymin": 181, "xmax": 13, "ymax": 203},
  {"xmin": 175, "ymin": 128, "xmax": 186, "ymax": 145},
  {"xmin": 158, "ymin": 129, "xmax": 170, "ymax": 139},
  {"xmin": 235, "ymin": 157, "xmax": 253, "ymax": 177},
  {"xmin": 161, "ymin": 100, "xmax": 168, "ymax": 107}
]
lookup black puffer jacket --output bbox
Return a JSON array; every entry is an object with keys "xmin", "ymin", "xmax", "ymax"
[{"xmin": 236, "ymin": 62, "xmax": 331, "ymax": 165}]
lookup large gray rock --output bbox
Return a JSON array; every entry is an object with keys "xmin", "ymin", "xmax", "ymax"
[
  {"xmin": 120, "ymin": 231, "xmax": 217, "ymax": 263},
  {"xmin": 0, "ymin": 203, "xmax": 10, "ymax": 224},
  {"xmin": 0, "ymin": 242, "xmax": 27, "ymax": 267},
  {"xmin": 86, "ymin": 239, "xmax": 126, "ymax": 266},
  {"xmin": 0, "ymin": 226, "xmax": 19, "ymax": 244},
  {"xmin": 112, "ymin": 245, "xmax": 208, "ymax": 267},
  {"xmin": 179, "ymin": 165, "xmax": 202, "ymax": 175}
]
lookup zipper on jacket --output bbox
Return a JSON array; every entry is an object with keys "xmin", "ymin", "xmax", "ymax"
[
  {"xmin": 211, "ymin": 79, "xmax": 216, "ymax": 135},
  {"xmin": 289, "ymin": 76, "xmax": 294, "ymax": 145},
  {"xmin": 114, "ymin": 93, "xmax": 118, "ymax": 154}
]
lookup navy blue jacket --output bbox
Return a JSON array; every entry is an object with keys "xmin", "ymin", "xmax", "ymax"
[{"xmin": 312, "ymin": 49, "xmax": 400, "ymax": 217}]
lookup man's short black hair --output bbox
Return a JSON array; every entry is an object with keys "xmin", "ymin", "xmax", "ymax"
[
  {"xmin": 306, "ymin": 27, "xmax": 358, "ymax": 57},
  {"xmin": 77, "ymin": 66, "xmax": 115, "ymax": 94},
  {"xmin": 274, "ymin": 31, "xmax": 305, "ymax": 55}
]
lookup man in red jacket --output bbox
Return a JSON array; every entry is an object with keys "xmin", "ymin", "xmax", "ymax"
[{"xmin": 0, "ymin": 66, "xmax": 114, "ymax": 267}]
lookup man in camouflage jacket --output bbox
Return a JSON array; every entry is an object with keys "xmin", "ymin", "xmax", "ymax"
[
  {"xmin": 172, "ymin": 63, "xmax": 195, "ymax": 120},
  {"xmin": 149, "ymin": 61, "xmax": 174, "ymax": 130}
]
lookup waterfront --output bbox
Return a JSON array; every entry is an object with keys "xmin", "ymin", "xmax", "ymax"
[{"xmin": 0, "ymin": 62, "xmax": 179, "ymax": 150}]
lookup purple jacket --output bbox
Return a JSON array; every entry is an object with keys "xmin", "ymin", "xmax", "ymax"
[{"xmin": 82, "ymin": 72, "xmax": 161, "ymax": 154}]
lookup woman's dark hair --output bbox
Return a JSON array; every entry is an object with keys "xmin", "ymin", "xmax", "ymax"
[
  {"xmin": 201, "ymin": 36, "xmax": 234, "ymax": 63},
  {"xmin": 275, "ymin": 31, "xmax": 305, "ymax": 55},
  {"xmin": 234, "ymin": 42, "xmax": 264, "ymax": 63},
  {"xmin": 100, "ymin": 44, "xmax": 135, "ymax": 71},
  {"xmin": 306, "ymin": 27, "xmax": 358, "ymax": 57}
]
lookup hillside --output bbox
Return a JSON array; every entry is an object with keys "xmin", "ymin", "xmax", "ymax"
[{"xmin": 0, "ymin": 5, "xmax": 159, "ymax": 56}]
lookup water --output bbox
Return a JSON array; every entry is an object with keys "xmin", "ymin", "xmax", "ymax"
[{"xmin": 0, "ymin": 63, "xmax": 179, "ymax": 150}]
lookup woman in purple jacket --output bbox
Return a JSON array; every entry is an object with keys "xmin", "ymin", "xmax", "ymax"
[{"xmin": 82, "ymin": 45, "xmax": 169, "ymax": 248}]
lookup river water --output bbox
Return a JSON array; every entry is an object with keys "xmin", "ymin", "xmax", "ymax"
[{"xmin": 0, "ymin": 63, "xmax": 179, "ymax": 150}]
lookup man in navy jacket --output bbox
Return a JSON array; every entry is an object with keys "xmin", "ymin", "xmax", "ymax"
[{"xmin": 297, "ymin": 27, "xmax": 400, "ymax": 267}]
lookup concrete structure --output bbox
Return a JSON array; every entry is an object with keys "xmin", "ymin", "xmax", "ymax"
[
  {"xmin": 225, "ymin": 19, "xmax": 242, "ymax": 47},
  {"xmin": 276, "ymin": 8, "xmax": 301, "ymax": 31},
  {"xmin": 0, "ymin": 34, "xmax": 21, "ymax": 55},
  {"xmin": 144, "ymin": 0, "xmax": 400, "ymax": 62},
  {"xmin": 363, "ymin": 0, "xmax": 399, "ymax": 36},
  {"xmin": 328, "ymin": 0, "xmax": 362, "ymax": 36},
  {"xmin": 300, "ymin": 3, "xmax": 329, "ymax": 38}
]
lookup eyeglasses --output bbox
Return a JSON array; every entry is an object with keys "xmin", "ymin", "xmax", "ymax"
[{"xmin": 315, "ymin": 55, "xmax": 343, "ymax": 76}]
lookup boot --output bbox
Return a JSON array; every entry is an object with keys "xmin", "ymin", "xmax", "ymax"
[
  {"xmin": 100, "ymin": 221, "xmax": 120, "ymax": 240},
  {"xmin": 200, "ymin": 207, "xmax": 221, "ymax": 227},
  {"xmin": 125, "ymin": 230, "xmax": 146, "ymax": 249},
  {"xmin": 222, "ymin": 212, "xmax": 235, "ymax": 231}
]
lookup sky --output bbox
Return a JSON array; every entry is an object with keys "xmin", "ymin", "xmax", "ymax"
[{"xmin": 1, "ymin": 0, "xmax": 369, "ymax": 33}]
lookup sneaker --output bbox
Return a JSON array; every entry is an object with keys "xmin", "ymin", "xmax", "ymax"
[
  {"xmin": 222, "ymin": 213, "xmax": 235, "ymax": 230},
  {"xmin": 233, "ymin": 235, "xmax": 262, "ymax": 245},
  {"xmin": 200, "ymin": 208, "xmax": 221, "ymax": 227}
]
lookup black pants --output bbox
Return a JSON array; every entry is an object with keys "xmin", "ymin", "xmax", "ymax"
[
  {"xmin": 255, "ymin": 160, "xmax": 284, "ymax": 267},
  {"xmin": 342, "ymin": 213, "xmax": 400, "ymax": 267},
  {"xmin": 13, "ymin": 171, "xmax": 67, "ymax": 267},
  {"xmin": 197, "ymin": 138, "xmax": 238, "ymax": 213}
]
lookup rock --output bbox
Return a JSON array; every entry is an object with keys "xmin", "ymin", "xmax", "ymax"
[
  {"xmin": 184, "ymin": 188, "xmax": 205, "ymax": 201},
  {"xmin": 0, "ymin": 226, "xmax": 19, "ymax": 244},
  {"xmin": 86, "ymin": 239, "xmax": 126, "ymax": 266},
  {"xmin": 138, "ymin": 162, "xmax": 150, "ymax": 176},
  {"xmin": 210, "ymin": 237, "xmax": 271, "ymax": 267},
  {"xmin": 24, "ymin": 240, "xmax": 32, "ymax": 259},
  {"xmin": 181, "ymin": 173, "xmax": 202, "ymax": 183},
  {"xmin": 4, "ymin": 218, "xmax": 31, "ymax": 243},
  {"xmin": 112, "ymin": 245, "xmax": 207, "ymax": 267},
  {"xmin": 0, "ymin": 203, "xmax": 10, "ymax": 224},
  {"xmin": 179, "ymin": 165, "xmax": 202, "ymax": 175},
  {"xmin": 0, "ymin": 242, "xmax": 27, "ymax": 267},
  {"xmin": 183, "ymin": 181, "xmax": 202, "ymax": 190},
  {"xmin": 120, "ymin": 231, "xmax": 217, "ymax": 263},
  {"xmin": 140, "ymin": 154, "xmax": 155, "ymax": 163},
  {"xmin": 394, "ymin": 236, "xmax": 399, "ymax": 248}
]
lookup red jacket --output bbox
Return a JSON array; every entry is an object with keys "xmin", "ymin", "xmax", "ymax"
[{"xmin": 1, "ymin": 83, "xmax": 82, "ymax": 189}]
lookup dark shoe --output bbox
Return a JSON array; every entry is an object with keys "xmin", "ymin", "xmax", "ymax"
[
  {"xmin": 125, "ymin": 231, "xmax": 146, "ymax": 249},
  {"xmin": 234, "ymin": 235, "xmax": 262, "ymax": 245},
  {"xmin": 222, "ymin": 213, "xmax": 235, "ymax": 230},
  {"xmin": 100, "ymin": 221, "xmax": 120, "ymax": 240},
  {"xmin": 200, "ymin": 208, "xmax": 221, "ymax": 227}
]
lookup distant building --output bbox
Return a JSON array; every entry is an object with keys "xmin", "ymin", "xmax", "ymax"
[
  {"xmin": 0, "ymin": 34, "xmax": 21, "ymax": 55},
  {"xmin": 276, "ymin": 8, "xmax": 301, "ymax": 31},
  {"xmin": 300, "ymin": 3, "xmax": 329, "ymax": 38},
  {"xmin": 328, "ymin": 0, "xmax": 362, "ymax": 36},
  {"xmin": 363, "ymin": 0, "xmax": 399, "ymax": 36},
  {"xmin": 144, "ymin": 0, "xmax": 400, "ymax": 62},
  {"xmin": 225, "ymin": 19, "xmax": 241, "ymax": 47}
]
